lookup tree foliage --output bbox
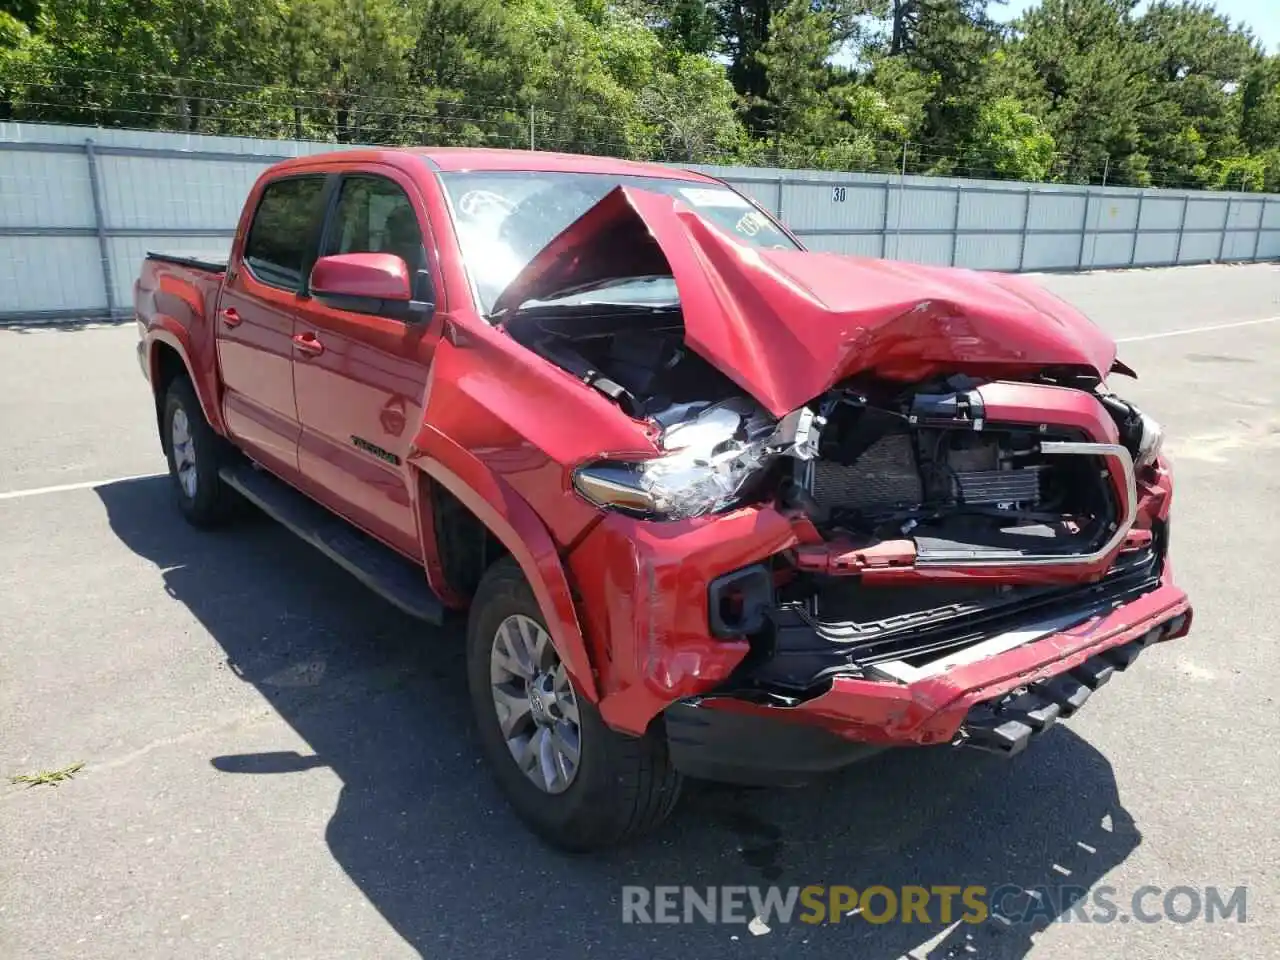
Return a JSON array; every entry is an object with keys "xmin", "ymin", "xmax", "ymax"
[{"xmin": 1, "ymin": 0, "xmax": 1276, "ymax": 189}]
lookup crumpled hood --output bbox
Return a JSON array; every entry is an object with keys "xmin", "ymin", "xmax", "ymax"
[{"xmin": 493, "ymin": 186, "xmax": 1119, "ymax": 418}]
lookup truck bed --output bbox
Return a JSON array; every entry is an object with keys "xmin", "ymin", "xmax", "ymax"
[
  {"xmin": 135, "ymin": 251, "xmax": 229, "ymax": 367},
  {"xmin": 145, "ymin": 250, "xmax": 230, "ymax": 274}
]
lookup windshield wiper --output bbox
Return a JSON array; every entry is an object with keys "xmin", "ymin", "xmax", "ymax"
[{"xmin": 540, "ymin": 274, "xmax": 673, "ymax": 300}]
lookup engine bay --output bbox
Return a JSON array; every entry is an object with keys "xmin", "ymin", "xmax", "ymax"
[
  {"xmin": 787, "ymin": 383, "xmax": 1117, "ymax": 561},
  {"xmin": 507, "ymin": 299, "xmax": 1124, "ymax": 562},
  {"xmin": 504, "ymin": 290, "xmax": 1165, "ymax": 692},
  {"xmin": 503, "ymin": 302, "xmax": 743, "ymax": 419}
]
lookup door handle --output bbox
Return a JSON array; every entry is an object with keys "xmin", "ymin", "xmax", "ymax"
[
  {"xmin": 292, "ymin": 332, "xmax": 325, "ymax": 356},
  {"xmin": 218, "ymin": 307, "xmax": 242, "ymax": 328}
]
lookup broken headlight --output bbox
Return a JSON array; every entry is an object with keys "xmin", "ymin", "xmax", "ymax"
[
  {"xmin": 572, "ymin": 399, "xmax": 820, "ymax": 520},
  {"xmin": 1134, "ymin": 410, "xmax": 1163, "ymax": 467},
  {"xmin": 1099, "ymin": 386, "xmax": 1163, "ymax": 469}
]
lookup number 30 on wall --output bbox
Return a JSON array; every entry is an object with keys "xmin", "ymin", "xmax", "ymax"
[{"xmin": 832, "ymin": 185, "xmax": 847, "ymax": 203}]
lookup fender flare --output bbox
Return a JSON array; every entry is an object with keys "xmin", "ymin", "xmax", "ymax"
[
  {"xmin": 146, "ymin": 322, "xmax": 227, "ymax": 436},
  {"xmin": 411, "ymin": 430, "xmax": 600, "ymax": 704}
]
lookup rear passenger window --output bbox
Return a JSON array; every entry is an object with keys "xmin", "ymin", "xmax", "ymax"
[{"xmin": 243, "ymin": 176, "xmax": 327, "ymax": 290}]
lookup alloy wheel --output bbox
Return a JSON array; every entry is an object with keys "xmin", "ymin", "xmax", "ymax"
[
  {"xmin": 170, "ymin": 406, "xmax": 198, "ymax": 499},
  {"xmin": 489, "ymin": 614, "xmax": 582, "ymax": 794}
]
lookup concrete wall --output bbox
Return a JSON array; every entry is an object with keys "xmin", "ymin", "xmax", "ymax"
[{"xmin": 3, "ymin": 121, "xmax": 1278, "ymax": 322}]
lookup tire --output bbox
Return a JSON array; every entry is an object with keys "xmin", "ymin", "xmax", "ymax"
[
  {"xmin": 161, "ymin": 376, "xmax": 238, "ymax": 528},
  {"xmin": 466, "ymin": 557, "xmax": 683, "ymax": 851}
]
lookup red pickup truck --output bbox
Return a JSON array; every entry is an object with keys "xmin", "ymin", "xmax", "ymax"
[{"xmin": 135, "ymin": 147, "xmax": 1191, "ymax": 851}]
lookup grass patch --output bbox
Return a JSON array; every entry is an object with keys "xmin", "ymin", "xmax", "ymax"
[{"xmin": 9, "ymin": 761, "xmax": 85, "ymax": 788}]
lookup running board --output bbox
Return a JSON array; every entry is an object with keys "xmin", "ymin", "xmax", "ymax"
[{"xmin": 219, "ymin": 464, "xmax": 445, "ymax": 624}]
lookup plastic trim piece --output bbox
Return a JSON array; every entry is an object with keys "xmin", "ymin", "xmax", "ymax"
[{"xmin": 954, "ymin": 611, "xmax": 1186, "ymax": 756}]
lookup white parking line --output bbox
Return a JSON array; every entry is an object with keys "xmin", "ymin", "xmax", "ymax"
[
  {"xmin": 1116, "ymin": 315, "xmax": 1280, "ymax": 343},
  {"xmin": 0, "ymin": 472, "xmax": 165, "ymax": 502}
]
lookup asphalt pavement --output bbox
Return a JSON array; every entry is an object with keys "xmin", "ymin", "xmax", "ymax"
[{"xmin": 2, "ymin": 263, "xmax": 1278, "ymax": 959}]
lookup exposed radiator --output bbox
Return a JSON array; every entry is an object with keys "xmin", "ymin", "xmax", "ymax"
[
  {"xmin": 810, "ymin": 434, "xmax": 922, "ymax": 511},
  {"xmin": 953, "ymin": 466, "xmax": 1044, "ymax": 505},
  {"xmin": 808, "ymin": 432, "xmax": 1046, "ymax": 513}
]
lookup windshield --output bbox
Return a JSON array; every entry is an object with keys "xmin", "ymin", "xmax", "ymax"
[{"xmin": 435, "ymin": 170, "xmax": 799, "ymax": 313}]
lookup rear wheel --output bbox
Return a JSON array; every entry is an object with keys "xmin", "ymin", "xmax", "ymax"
[
  {"xmin": 466, "ymin": 557, "xmax": 683, "ymax": 851},
  {"xmin": 162, "ymin": 377, "xmax": 238, "ymax": 527}
]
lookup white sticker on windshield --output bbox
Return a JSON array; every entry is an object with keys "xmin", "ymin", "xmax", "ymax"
[{"xmin": 678, "ymin": 187, "xmax": 752, "ymax": 209}]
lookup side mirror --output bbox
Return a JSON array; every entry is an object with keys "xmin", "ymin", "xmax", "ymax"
[{"xmin": 309, "ymin": 253, "xmax": 434, "ymax": 320}]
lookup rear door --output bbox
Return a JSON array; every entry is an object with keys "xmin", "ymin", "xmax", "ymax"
[
  {"xmin": 290, "ymin": 169, "xmax": 440, "ymax": 560},
  {"xmin": 216, "ymin": 174, "xmax": 328, "ymax": 480}
]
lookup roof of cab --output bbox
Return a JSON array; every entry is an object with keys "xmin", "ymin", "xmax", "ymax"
[{"xmin": 266, "ymin": 146, "xmax": 718, "ymax": 182}]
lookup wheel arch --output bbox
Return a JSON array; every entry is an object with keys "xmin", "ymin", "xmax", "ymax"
[
  {"xmin": 145, "ymin": 326, "xmax": 227, "ymax": 439},
  {"xmin": 410, "ymin": 440, "xmax": 600, "ymax": 705}
]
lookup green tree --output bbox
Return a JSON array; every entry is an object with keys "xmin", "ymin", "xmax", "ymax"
[
  {"xmin": 1008, "ymin": 0, "xmax": 1149, "ymax": 183},
  {"xmin": 958, "ymin": 95, "xmax": 1056, "ymax": 179},
  {"xmin": 637, "ymin": 52, "xmax": 747, "ymax": 160},
  {"xmin": 0, "ymin": 0, "xmax": 1274, "ymax": 187},
  {"xmin": 874, "ymin": 0, "xmax": 1001, "ymax": 161},
  {"xmin": 1135, "ymin": 0, "xmax": 1260, "ymax": 187},
  {"xmin": 4, "ymin": 0, "xmax": 281, "ymax": 132},
  {"xmin": 753, "ymin": 0, "xmax": 912, "ymax": 169},
  {"xmin": 713, "ymin": 0, "xmax": 878, "ymax": 130},
  {"xmin": 1239, "ymin": 56, "xmax": 1280, "ymax": 190},
  {"xmin": 272, "ymin": 0, "xmax": 414, "ymax": 143},
  {"xmin": 0, "ymin": 8, "xmax": 32, "ymax": 119},
  {"xmin": 1241, "ymin": 55, "xmax": 1280, "ymax": 153},
  {"xmin": 623, "ymin": 0, "xmax": 718, "ymax": 55},
  {"xmin": 754, "ymin": 0, "xmax": 838, "ymax": 147},
  {"xmin": 499, "ymin": 0, "xmax": 659, "ymax": 156}
]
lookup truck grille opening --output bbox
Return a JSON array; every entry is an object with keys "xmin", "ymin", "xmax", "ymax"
[{"xmin": 796, "ymin": 391, "xmax": 1120, "ymax": 563}]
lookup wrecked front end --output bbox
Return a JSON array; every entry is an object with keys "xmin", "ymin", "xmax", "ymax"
[
  {"xmin": 502, "ymin": 187, "xmax": 1192, "ymax": 784},
  {"xmin": 561, "ymin": 373, "xmax": 1189, "ymax": 782}
]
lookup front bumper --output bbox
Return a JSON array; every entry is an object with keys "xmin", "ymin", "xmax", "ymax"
[
  {"xmin": 568, "ymin": 509, "xmax": 1184, "ymax": 732},
  {"xmin": 661, "ymin": 577, "xmax": 1189, "ymax": 782},
  {"xmin": 955, "ymin": 608, "xmax": 1189, "ymax": 756},
  {"xmin": 662, "ymin": 595, "xmax": 1188, "ymax": 784},
  {"xmin": 565, "ymin": 446, "xmax": 1187, "ymax": 771},
  {"xmin": 772, "ymin": 574, "xmax": 1190, "ymax": 744}
]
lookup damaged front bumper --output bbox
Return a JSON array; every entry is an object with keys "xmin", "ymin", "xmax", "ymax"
[
  {"xmin": 566, "ymin": 460, "xmax": 1190, "ymax": 785},
  {"xmin": 661, "ymin": 584, "xmax": 1189, "ymax": 785},
  {"xmin": 691, "ymin": 571, "xmax": 1185, "ymax": 778},
  {"xmin": 665, "ymin": 567, "xmax": 1189, "ymax": 785}
]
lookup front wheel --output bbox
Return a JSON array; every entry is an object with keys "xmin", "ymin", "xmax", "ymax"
[{"xmin": 466, "ymin": 558, "xmax": 682, "ymax": 851}]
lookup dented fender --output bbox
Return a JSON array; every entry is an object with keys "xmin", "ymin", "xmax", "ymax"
[
  {"xmin": 403, "ymin": 327, "xmax": 671, "ymax": 705},
  {"xmin": 411, "ymin": 425, "xmax": 601, "ymax": 704}
]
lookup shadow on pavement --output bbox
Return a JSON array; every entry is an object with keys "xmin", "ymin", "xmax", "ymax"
[{"xmin": 98, "ymin": 475, "xmax": 1142, "ymax": 960}]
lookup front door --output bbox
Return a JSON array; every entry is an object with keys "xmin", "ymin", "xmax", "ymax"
[
  {"xmin": 291, "ymin": 170, "xmax": 439, "ymax": 560},
  {"xmin": 216, "ymin": 174, "xmax": 328, "ymax": 480}
]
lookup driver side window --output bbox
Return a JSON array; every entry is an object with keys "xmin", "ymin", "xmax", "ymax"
[{"xmin": 324, "ymin": 175, "xmax": 426, "ymax": 279}]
